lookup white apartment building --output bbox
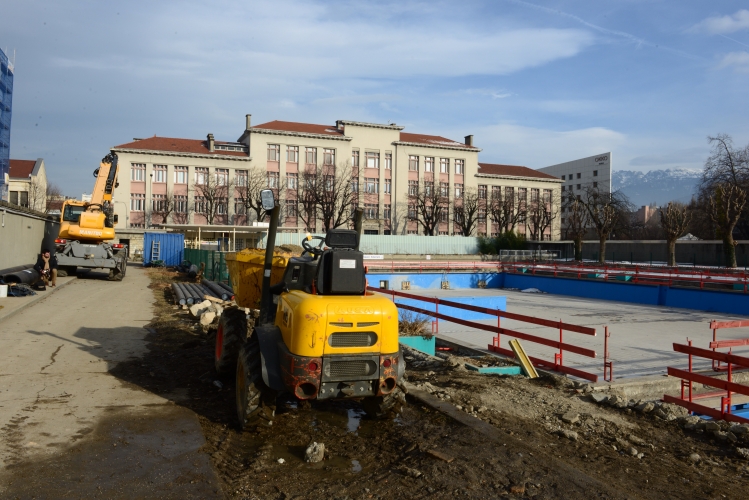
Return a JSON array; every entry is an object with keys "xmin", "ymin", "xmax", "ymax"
[
  {"xmin": 537, "ymin": 152, "xmax": 612, "ymax": 198},
  {"xmin": 110, "ymin": 115, "xmax": 563, "ymax": 240},
  {"xmin": 7, "ymin": 158, "xmax": 47, "ymax": 212}
]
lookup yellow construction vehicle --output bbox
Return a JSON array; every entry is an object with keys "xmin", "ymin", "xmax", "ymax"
[
  {"xmin": 215, "ymin": 190, "xmax": 405, "ymax": 428},
  {"xmin": 54, "ymin": 153, "xmax": 128, "ymax": 280}
]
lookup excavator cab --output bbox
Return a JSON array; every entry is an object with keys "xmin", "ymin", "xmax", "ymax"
[{"xmin": 219, "ymin": 190, "xmax": 405, "ymax": 429}]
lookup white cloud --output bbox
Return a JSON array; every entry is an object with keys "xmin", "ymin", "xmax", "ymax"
[
  {"xmin": 716, "ymin": 51, "xmax": 749, "ymax": 73},
  {"xmin": 474, "ymin": 123, "xmax": 626, "ymax": 168},
  {"xmin": 688, "ymin": 9, "xmax": 749, "ymax": 35}
]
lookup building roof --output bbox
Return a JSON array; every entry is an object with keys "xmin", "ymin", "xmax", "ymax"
[
  {"xmin": 9, "ymin": 159, "xmax": 36, "ymax": 178},
  {"xmin": 399, "ymin": 132, "xmax": 477, "ymax": 149},
  {"xmin": 478, "ymin": 163, "xmax": 560, "ymax": 180},
  {"xmin": 253, "ymin": 120, "xmax": 345, "ymax": 137},
  {"xmin": 114, "ymin": 136, "xmax": 248, "ymax": 157}
]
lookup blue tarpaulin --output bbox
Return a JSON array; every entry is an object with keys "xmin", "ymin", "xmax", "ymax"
[{"xmin": 143, "ymin": 233, "xmax": 184, "ymax": 266}]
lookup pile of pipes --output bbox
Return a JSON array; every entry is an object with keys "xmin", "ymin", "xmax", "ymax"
[
  {"xmin": 0, "ymin": 264, "xmax": 39, "ymax": 285},
  {"xmin": 171, "ymin": 279, "xmax": 234, "ymax": 306}
]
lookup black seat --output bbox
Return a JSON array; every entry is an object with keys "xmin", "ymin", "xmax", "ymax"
[{"xmin": 314, "ymin": 248, "xmax": 365, "ymax": 295}]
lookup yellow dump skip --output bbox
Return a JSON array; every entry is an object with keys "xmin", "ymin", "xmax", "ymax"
[
  {"xmin": 509, "ymin": 339, "xmax": 539, "ymax": 379},
  {"xmin": 226, "ymin": 249, "xmax": 289, "ymax": 309}
]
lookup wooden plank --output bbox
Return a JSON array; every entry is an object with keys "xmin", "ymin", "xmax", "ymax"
[
  {"xmin": 488, "ymin": 345, "xmax": 599, "ymax": 382},
  {"xmin": 465, "ymin": 363, "xmax": 522, "ymax": 375},
  {"xmin": 509, "ymin": 339, "xmax": 539, "ymax": 379}
]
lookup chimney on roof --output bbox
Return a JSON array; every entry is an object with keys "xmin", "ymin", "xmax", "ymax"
[
  {"xmin": 246, "ymin": 114, "xmax": 252, "ymax": 130},
  {"xmin": 207, "ymin": 133, "xmax": 215, "ymax": 152},
  {"xmin": 464, "ymin": 135, "xmax": 474, "ymax": 147}
]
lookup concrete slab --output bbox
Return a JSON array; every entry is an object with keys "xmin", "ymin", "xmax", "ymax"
[
  {"xmin": 394, "ymin": 288, "xmax": 749, "ymax": 381},
  {"xmin": 0, "ymin": 276, "xmax": 76, "ymax": 324},
  {"xmin": 0, "ymin": 265, "xmax": 222, "ymax": 496}
]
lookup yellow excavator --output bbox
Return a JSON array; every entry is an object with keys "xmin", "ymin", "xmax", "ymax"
[{"xmin": 54, "ymin": 153, "xmax": 128, "ymax": 280}]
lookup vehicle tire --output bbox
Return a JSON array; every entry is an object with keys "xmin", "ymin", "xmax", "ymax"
[
  {"xmin": 362, "ymin": 389, "xmax": 403, "ymax": 419},
  {"xmin": 215, "ymin": 308, "xmax": 246, "ymax": 375},
  {"xmin": 236, "ymin": 332, "xmax": 276, "ymax": 431},
  {"xmin": 108, "ymin": 257, "xmax": 127, "ymax": 281},
  {"xmin": 57, "ymin": 266, "xmax": 76, "ymax": 277}
]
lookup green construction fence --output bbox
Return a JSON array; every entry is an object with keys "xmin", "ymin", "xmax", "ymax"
[{"xmin": 183, "ymin": 248, "xmax": 231, "ymax": 285}]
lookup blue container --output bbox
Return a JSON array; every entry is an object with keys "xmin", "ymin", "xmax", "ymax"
[
  {"xmin": 143, "ymin": 232, "xmax": 185, "ymax": 266},
  {"xmin": 399, "ymin": 336, "xmax": 436, "ymax": 356}
]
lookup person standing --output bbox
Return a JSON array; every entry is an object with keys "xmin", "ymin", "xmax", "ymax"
[{"xmin": 34, "ymin": 249, "xmax": 58, "ymax": 287}]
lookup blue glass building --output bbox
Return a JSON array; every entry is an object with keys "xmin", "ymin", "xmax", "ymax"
[{"xmin": 0, "ymin": 48, "xmax": 14, "ymax": 201}]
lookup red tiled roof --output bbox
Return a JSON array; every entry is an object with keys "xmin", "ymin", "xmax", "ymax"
[
  {"xmin": 253, "ymin": 121, "xmax": 344, "ymax": 136},
  {"xmin": 9, "ymin": 159, "xmax": 36, "ymax": 178},
  {"xmin": 478, "ymin": 163, "xmax": 560, "ymax": 180},
  {"xmin": 114, "ymin": 136, "xmax": 248, "ymax": 157},
  {"xmin": 398, "ymin": 132, "xmax": 476, "ymax": 149}
]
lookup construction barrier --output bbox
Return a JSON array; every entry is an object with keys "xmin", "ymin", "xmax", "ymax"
[
  {"xmin": 709, "ymin": 320, "xmax": 749, "ymax": 371},
  {"xmin": 183, "ymin": 248, "xmax": 230, "ymax": 284},
  {"xmin": 664, "ymin": 342, "xmax": 749, "ymax": 424},
  {"xmin": 368, "ymin": 286, "xmax": 600, "ymax": 382}
]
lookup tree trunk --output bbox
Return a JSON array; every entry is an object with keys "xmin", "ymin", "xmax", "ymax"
[
  {"xmin": 667, "ymin": 239, "xmax": 676, "ymax": 267},
  {"xmin": 598, "ymin": 237, "xmax": 606, "ymax": 264},
  {"xmin": 574, "ymin": 238, "xmax": 583, "ymax": 261},
  {"xmin": 723, "ymin": 235, "xmax": 737, "ymax": 268}
]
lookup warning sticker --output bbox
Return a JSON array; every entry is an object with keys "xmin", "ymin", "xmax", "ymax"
[{"xmin": 339, "ymin": 259, "xmax": 356, "ymax": 269}]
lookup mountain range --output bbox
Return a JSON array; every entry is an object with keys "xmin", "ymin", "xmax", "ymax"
[{"xmin": 613, "ymin": 169, "xmax": 702, "ymax": 207}]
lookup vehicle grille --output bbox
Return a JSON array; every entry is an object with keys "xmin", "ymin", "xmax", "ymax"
[
  {"xmin": 328, "ymin": 360, "xmax": 377, "ymax": 378},
  {"xmin": 328, "ymin": 331, "xmax": 378, "ymax": 348}
]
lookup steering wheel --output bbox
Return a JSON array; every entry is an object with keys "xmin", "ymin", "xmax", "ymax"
[{"xmin": 302, "ymin": 236, "xmax": 326, "ymax": 257}]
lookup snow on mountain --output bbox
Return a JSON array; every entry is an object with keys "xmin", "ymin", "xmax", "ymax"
[{"xmin": 613, "ymin": 168, "xmax": 701, "ymax": 207}]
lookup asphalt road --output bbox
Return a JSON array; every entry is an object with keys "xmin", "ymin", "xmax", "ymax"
[{"xmin": 0, "ymin": 266, "xmax": 222, "ymax": 499}]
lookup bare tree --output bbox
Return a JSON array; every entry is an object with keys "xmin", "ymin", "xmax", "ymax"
[
  {"xmin": 453, "ymin": 188, "xmax": 481, "ymax": 236},
  {"xmin": 658, "ymin": 202, "xmax": 690, "ymax": 267},
  {"xmin": 150, "ymin": 190, "xmax": 179, "ymax": 225},
  {"xmin": 488, "ymin": 188, "xmax": 524, "ymax": 233},
  {"xmin": 236, "ymin": 167, "xmax": 286, "ymax": 225},
  {"xmin": 707, "ymin": 184, "xmax": 746, "ymax": 268},
  {"xmin": 563, "ymin": 196, "xmax": 589, "ymax": 261},
  {"xmin": 44, "ymin": 183, "xmax": 63, "ymax": 214},
  {"xmin": 527, "ymin": 189, "xmax": 559, "ymax": 241},
  {"xmin": 26, "ymin": 177, "xmax": 48, "ymax": 212},
  {"xmin": 581, "ymin": 187, "xmax": 632, "ymax": 264},
  {"xmin": 297, "ymin": 163, "xmax": 359, "ymax": 232},
  {"xmin": 390, "ymin": 202, "xmax": 410, "ymax": 235},
  {"xmin": 192, "ymin": 173, "xmax": 234, "ymax": 225},
  {"xmin": 409, "ymin": 176, "xmax": 448, "ymax": 236}
]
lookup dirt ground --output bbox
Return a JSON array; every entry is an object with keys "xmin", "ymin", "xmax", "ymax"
[{"xmin": 133, "ymin": 269, "xmax": 749, "ymax": 499}]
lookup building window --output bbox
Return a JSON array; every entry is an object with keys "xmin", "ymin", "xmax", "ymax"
[
  {"xmin": 287, "ymin": 173, "xmax": 298, "ymax": 189},
  {"xmin": 577, "ymin": 172, "xmax": 581, "ymax": 179},
  {"xmin": 531, "ymin": 188, "xmax": 539, "ymax": 202},
  {"xmin": 409, "ymin": 155, "xmax": 419, "ymax": 171},
  {"xmin": 174, "ymin": 166, "xmax": 188, "ymax": 184},
  {"xmin": 593, "ymin": 170, "xmax": 598, "ymax": 177},
  {"xmin": 351, "ymin": 179, "xmax": 359, "ymax": 193},
  {"xmin": 365, "ymin": 177, "xmax": 379, "ymax": 194},
  {"xmin": 425, "ymin": 183, "xmax": 433, "ymax": 196},
  {"xmin": 577, "ymin": 184, "xmax": 581, "ymax": 190},
  {"xmin": 425, "ymin": 157, "xmax": 434, "ymax": 172},
  {"xmin": 324, "ymin": 175, "xmax": 334, "ymax": 192},
  {"xmin": 455, "ymin": 183, "xmax": 463, "ymax": 198},
  {"xmin": 130, "ymin": 193, "xmax": 145, "ymax": 212},
  {"xmin": 455, "ymin": 159, "xmax": 464, "ymax": 175},
  {"xmin": 440, "ymin": 158, "xmax": 449, "ymax": 173},
  {"xmin": 195, "ymin": 167, "xmax": 208, "ymax": 185},
  {"xmin": 408, "ymin": 205, "xmax": 416, "ymax": 219},
  {"xmin": 440, "ymin": 207, "xmax": 448, "ymax": 223},
  {"xmin": 217, "ymin": 198, "xmax": 228, "ymax": 215},
  {"xmin": 384, "ymin": 179, "xmax": 391, "ymax": 194},
  {"xmin": 267, "ymin": 172, "xmax": 279, "ymax": 188},
  {"xmin": 440, "ymin": 182, "xmax": 449, "ymax": 197},
  {"xmin": 561, "ymin": 175, "xmax": 566, "ymax": 180},
  {"xmin": 478, "ymin": 184, "xmax": 487, "ymax": 199},
  {"xmin": 194, "ymin": 196, "xmax": 206, "ymax": 214},
  {"xmin": 268, "ymin": 144, "xmax": 280, "ymax": 161},
  {"xmin": 235, "ymin": 170, "xmax": 248, "ymax": 187},
  {"xmin": 543, "ymin": 189, "xmax": 551, "ymax": 203},
  {"xmin": 561, "ymin": 185, "xmax": 565, "ymax": 191},
  {"xmin": 131, "ymin": 163, "xmax": 145, "ymax": 181},
  {"xmin": 518, "ymin": 188, "xmax": 527, "ymax": 204},
  {"xmin": 364, "ymin": 203, "xmax": 378, "ymax": 219},
  {"xmin": 593, "ymin": 181, "xmax": 598, "ymax": 188},
  {"xmin": 505, "ymin": 186, "xmax": 514, "ymax": 201},
  {"xmin": 216, "ymin": 168, "xmax": 229, "ymax": 186},
  {"xmin": 383, "ymin": 204, "xmax": 391, "ymax": 220},
  {"xmin": 10, "ymin": 191, "xmax": 29, "ymax": 207},
  {"xmin": 175, "ymin": 195, "xmax": 188, "ymax": 214},
  {"xmin": 366, "ymin": 152, "xmax": 379, "ymax": 169},
  {"xmin": 352, "ymin": 150, "xmax": 359, "ymax": 167},
  {"xmin": 305, "ymin": 147, "xmax": 317, "ymax": 164},
  {"xmin": 491, "ymin": 186, "xmax": 501, "ymax": 199},
  {"xmin": 287, "ymin": 146, "xmax": 299, "ymax": 163},
  {"xmin": 153, "ymin": 165, "xmax": 167, "ymax": 183},
  {"xmin": 408, "ymin": 180, "xmax": 418, "ymax": 195},
  {"xmin": 286, "ymin": 202, "xmax": 298, "ymax": 218},
  {"xmin": 323, "ymin": 148, "xmax": 335, "ymax": 165},
  {"xmin": 234, "ymin": 198, "xmax": 246, "ymax": 215},
  {"xmin": 384, "ymin": 153, "xmax": 392, "ymax": 170},
  {"xmin": 151, "ymin": 194, "xmax": 166, "ymax": 212}
]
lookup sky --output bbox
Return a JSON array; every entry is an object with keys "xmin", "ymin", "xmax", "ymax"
[{"xmin": 3, "ymin": 0, "xmax": 749, "ymax": 197}]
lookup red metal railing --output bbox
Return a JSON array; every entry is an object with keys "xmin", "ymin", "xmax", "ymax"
[
  {"xmin": 664, "ymin": 342, "xmax": 749, "ymax": 424},
  {"xmin": 368, "ymin": 286, "xmax": 601, "ymax": 382},
  {"xmin": 709, "ymin": 320, "xmax": 749, "ymax": 371}
]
